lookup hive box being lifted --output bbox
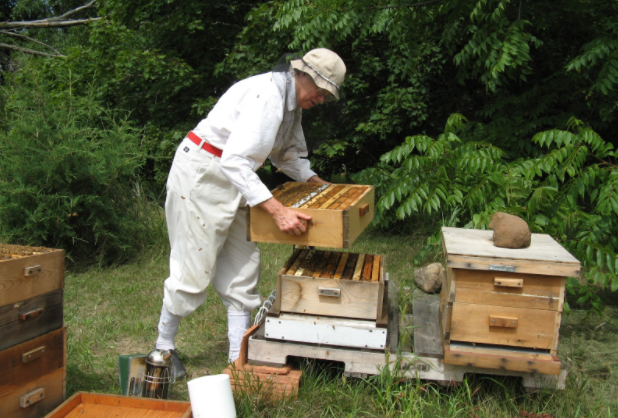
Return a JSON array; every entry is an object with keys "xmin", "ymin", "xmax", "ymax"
[
  {"xmin": 273, "ymin": 248, "xmax": 385, "ymax": 321},
  {"xmin": 439, "ymin": 227, "xmax": 581, "ymax": 375},
  {"xmin": 247, "ymin": 182, "xmax": 374, "ymax": 248}
]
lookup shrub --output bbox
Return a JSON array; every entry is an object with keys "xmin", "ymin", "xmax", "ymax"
[{"xmin": 0, "ymin": 60, "xmax": 148, "ymax": 263}]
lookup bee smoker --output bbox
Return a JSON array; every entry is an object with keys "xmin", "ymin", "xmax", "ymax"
[{"xmin": 142, "ymin": 349, "xmax": 174, "ymax": 399}]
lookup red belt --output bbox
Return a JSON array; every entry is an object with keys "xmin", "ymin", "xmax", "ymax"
[{"xmin": 187, "ymin": 131, "xmax": 223, "ymax": 158}]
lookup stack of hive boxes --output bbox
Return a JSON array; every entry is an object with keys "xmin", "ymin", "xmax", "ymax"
[
  {"xmin": 248, "ymin": 182, "xmax": 387, "ymax": 350},
  {"xmin": 0, "ymin": 244, "xmax": 66, "ymax": 418},
  {"xmin": 439, "ymin": 227, "xmax": 581, "ymax": 375}
]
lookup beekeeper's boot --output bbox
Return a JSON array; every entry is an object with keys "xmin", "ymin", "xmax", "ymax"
[
  {"xmin": 155, "ymin": 305, "xmax": 187, "ymax": 380},
  {"xmin": 227, "ymin": 310, "xmax": 251, "ymax": 363}
]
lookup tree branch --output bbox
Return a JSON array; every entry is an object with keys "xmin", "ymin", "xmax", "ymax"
[
  {"xmin": 0, "ymin": 17, "xmax": 101, "ymax": 29},
  {"xmin": 0, "ymin": 30, "xmax": 62, "ymax": 55},
  {"xmin": 0, "ymin": 1, "xmax": 100, "ymax": 29},
  {"xmin": 0, "ymin": 43, "xmax": 65, "ymax": 58},
  {"xmin": 53, "ymin": 0, "xmax": 98, "ymax": 21}
]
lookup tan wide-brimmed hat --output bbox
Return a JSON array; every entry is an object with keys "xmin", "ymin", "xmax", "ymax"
[{"xmin": 291, "ymin": 48, "xmax": 346, "ymax": 100}]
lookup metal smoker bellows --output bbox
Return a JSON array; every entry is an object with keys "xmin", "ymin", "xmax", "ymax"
[{"xmin": 142, "ymin": 349, "xmax": 174, "ymax": 399}]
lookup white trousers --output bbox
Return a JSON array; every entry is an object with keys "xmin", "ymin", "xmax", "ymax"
[{"xmin": 162, "ymin": 137, "xmax": 262, "ymax": 318}]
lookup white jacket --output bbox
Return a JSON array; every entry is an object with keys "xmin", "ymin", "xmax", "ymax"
[{"xmin": 193, "ymin": 72, "xmax": 317, "ymax": 207}]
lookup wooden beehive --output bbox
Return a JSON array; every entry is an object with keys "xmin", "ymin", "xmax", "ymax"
[
  {"xmin": 439, "ymin": 227, "xmax": 580, "ymax": 375},
  {"xmin": 44, "ymin": 392, "xmax": 192, "ymax": 418},
  {"xmin": 272, "ymin": 248, "xmax": 385, "ymax": 321},
  {"xmin": 247, "ymin": 182, "xmax": 374, "ymax": 248},
  {"xmin": 0, "ymin": 244, "xmax": 64, "ymax": 309},
  {"xmin": 0, "ymin": 244, "xmax": 66, "ymax": 418}
]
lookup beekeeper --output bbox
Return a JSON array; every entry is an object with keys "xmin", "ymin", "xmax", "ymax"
[{"xmin": 155, "ymin": 48, "xmax": 346, "ymax": 379}]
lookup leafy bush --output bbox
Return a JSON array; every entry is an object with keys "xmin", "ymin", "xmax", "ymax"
[
  {"xmin": 0, "ymin": 60, "xmax": 149, "ymax": 263},
  {"xmin": 353, "ymin": 114, "xmax": 618, "ymax": 313}
]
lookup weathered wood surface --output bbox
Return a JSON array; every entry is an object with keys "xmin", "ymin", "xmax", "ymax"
[
  {"xmin": 0, "ymin": 327, "xmax": 66, "ymax": 395},
  {"xmin": 453, "ymin": 269, "xmax": 565, "ymax": 311},
  {"xmin": 280, "ymin": 275, "xmax": 382, "ymax": 320},
  {"xmin": 450, "ymin": 302, "xmax": 558, "ymax": 350},
  {"xmin": 442, "ymin": 227, "xmax": 580, "ymax": 277},
  {"xmin": 385, "ymin": 279, "xmax": 398, "ymax": 353},
  {"xmin": 248, "ymin": 329, "xmax": 566, "ymax": 389},
  {"xmin": 444, "ymin": 344, "xmax": 561, "ymax": 375},
  {"xmin": 0, "ymin": 249, "xmax": 64, "ymax": 307},
  {"xmin": 45, "ymin": 392, "xmax": 191, "ymax": 418},
  {"xmin": 0, "ymin": 366, "xmax": 65, "ymax": 418},
  {"xmin": 278, "ymin": 249, "xmax": 384, "ymax": 320},
  {"xmin": 413, "ymin": 292, "xmax": 443, "ymax": 358},
  {"xmin": 0, "ymin": 289, "xmax": 63, "ymax": 351}
]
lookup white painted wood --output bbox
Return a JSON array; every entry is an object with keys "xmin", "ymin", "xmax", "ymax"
[
  {"xmin": 441, "ymin": 227, "xmax": 580, "ymax": 276},
  {"xmin": 264, "ymin": 313, "xmax": 387, "ymax": 349},
  {"xmin": 247, "ymin": 333, "xmax": 565, "ymax": 389}
]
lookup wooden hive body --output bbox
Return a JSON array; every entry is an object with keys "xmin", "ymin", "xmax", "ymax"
[
  {"xmin": 439, "ymin": 227, "xmax": 580, "ymax": 375},
  {"xmin": 0, "ymin": 244, "xmax": 67, "ymax": 418},
  {"xmin": 272, "ymin": 248, "xmax": 385, "ymax": 321},
  {"xmin": 247, "ymin": 183, "xmax": 374, "ymax": 248}
]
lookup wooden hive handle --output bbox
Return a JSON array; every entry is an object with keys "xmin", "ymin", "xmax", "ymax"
[
  {"xmin": 488, "ymin": 315, "xmax": 518, "ymax": 328},
  {"xmin": 20, "ymin": 388, "xmax": 45, "ymax": 408},
  {"xmin": 318, "ymin": 287, "xmax": 341, "ymax": 297},
  {"xmin": 359, "ymin": 204, "xmax": 370, "ymax": 216},
  {"xmin": 494, "ymin": 277, "xmax": 523, "ymax": 288},
  {"xmin": 22, "ymin": 346, "xmax": 46, "ymax": 363},
  {"xmin": 24, "ymin": 265, "xmax": 42, "ymax": 276},
  {"xmin": 20, "ymin": 308, "xmax": 44, "ymax": 320}
]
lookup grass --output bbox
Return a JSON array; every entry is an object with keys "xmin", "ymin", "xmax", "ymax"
[{"xmin": 63, "ymin": 228, "xmax": 618, "ymax": 417}]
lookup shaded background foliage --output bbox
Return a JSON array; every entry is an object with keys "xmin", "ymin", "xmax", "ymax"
[{"xmin": 0, "ymin": 0, "xmax": 617, "ymax": 307}]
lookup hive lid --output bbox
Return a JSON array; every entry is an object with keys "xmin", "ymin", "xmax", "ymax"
[{"xmin": 441, "ymin": 227, "xmax": 581, "ymax": 277}]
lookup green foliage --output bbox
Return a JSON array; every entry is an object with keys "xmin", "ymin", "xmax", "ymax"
[
  {"xmin": 354, "ymin": 114, "xmax": 618, "ymax": 313},
  {"xmin": 0, "ymin": 59, "xmax": 149, "ymax": 263},
  {"xmin": 566, "ymin": 22, "xmax": 618, "ymax": 121}
]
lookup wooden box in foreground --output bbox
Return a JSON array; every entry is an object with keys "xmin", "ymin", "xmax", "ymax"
[
  {"xmin": 0, "ymin": 244, "xmax": 64, "ymax": 309},
  {"xmin": 247, "ymin": 182, "xmax": 374, "ymax": 248},
  {"xmin": 273, "ymin": 248, "xmax": 385, "ymax": 321},
  {"xmin": 440, "ymin": 227, "xmax": 580, "ymax": 375},
  {"xmin": 0, "ymin": 244, "xmax": 66, "ymax": 418},
  {"xmin": 44, "ymin": 392, "xmax": 192, "ymax": 418}
]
